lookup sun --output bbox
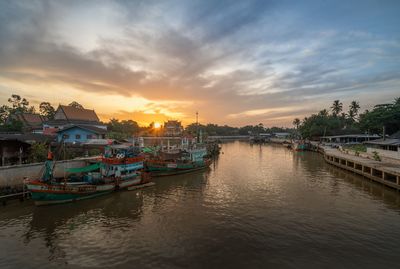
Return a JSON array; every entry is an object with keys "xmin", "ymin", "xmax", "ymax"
[{"xmin": 154, "ymin": 122, "xmax": 161, "ymax": 129}]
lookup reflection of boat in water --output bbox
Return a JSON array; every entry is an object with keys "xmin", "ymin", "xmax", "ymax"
[{"xmin": 26, "ymin": 144, "xmax": 151, "ymax": 206}]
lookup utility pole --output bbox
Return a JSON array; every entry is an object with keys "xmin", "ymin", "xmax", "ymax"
[{"xmin": 383, "ymin": 126, "xmax": 386, "ymax": 141}]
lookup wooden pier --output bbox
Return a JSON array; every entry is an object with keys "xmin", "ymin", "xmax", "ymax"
[{"xmin": 322, "ymin": 147, "xmax": 400, "ymax": 190}]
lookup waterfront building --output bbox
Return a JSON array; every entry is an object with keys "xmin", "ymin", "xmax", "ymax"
[
  {"xmin": 364, "ymin": 131, "xmax": 400, "ymax": 160},
  {"xmin": 320, "ymin": 134, "xmax": 380, "ymax": 144},
  {"xmin": 163, "ymin": 120, "xmax": 183, "ymax": 136},
  {"xmin": 57, "ymin": 125, "xmax": 107, "ymax": 143},
  {"xmin": 0, "ymin": 133, "xmax": 51, "ymax": 166},
  {"xmin": 273, "ymin": 132, "xmax": 291, "ymax": 139},
  {"xmin": 43, "ymin": 105, "xmax": 106, "ymax": 135}
]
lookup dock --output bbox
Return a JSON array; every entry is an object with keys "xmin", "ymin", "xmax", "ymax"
[{"xmin": 322, "ymin": 147, "xmax": 400, "ymax": 190}]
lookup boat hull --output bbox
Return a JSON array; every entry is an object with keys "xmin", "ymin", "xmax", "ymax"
[
  {"xmin": 26, "ymin": 181, "xmax": 115, "ymax": 206},
  {"xmin": 146, "ymin": 159, "xmax": 211, "ymax": 177},
  {"xmin": 27, "ymin": 175, "xmax": 147, "ymax": 206}
]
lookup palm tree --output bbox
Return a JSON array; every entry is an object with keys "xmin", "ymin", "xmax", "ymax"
[
  {"xmin": 394, "ymin": 97, "xmax": 400, "ymax": 105},
  {"xmin": 331, "ymin": 100, "xmax": 343, "ymax": 116},
  {"xmin": 292, "ymin": 118, "xmax": 301, "ymax": 129},
  {"xmin": 348, "ymin": 100, "xmax": 360, "ymax": 121}
]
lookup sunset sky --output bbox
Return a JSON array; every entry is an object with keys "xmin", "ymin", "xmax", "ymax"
[{"xmin": 0, "ymin": 0, "xmax": 399, "ymax": 127}]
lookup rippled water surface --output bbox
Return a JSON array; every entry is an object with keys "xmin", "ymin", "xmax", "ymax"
[{"xmin": 2, "ymin": 141, "xmax": 400, "ymax": 268}]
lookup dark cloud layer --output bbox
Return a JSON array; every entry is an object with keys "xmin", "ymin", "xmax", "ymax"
[{"xmin": 0, "ymin": 0, "xmax": 399, "ymax": 126}]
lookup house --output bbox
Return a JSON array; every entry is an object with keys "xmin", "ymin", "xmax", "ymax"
[
  {"xmin": 364, "ymin": 131, "xmax": 400, "ymax": 160},
  {"xmin": 57, "ymin": 125, "xmax": 107, "ymax": 143},
  {"xmin": 0, "ymin": 133, "xmax": 52, "ymax": 166},
  {"xmin": 43, "ymin": 105, "xmax": 106, "ymax": 135},
  {"xmin": 163, "ymin": 120, "xmax": 183, "ymax": 136},
  {"xmin": 320, "ymin": 134, "xmax": 381, "ymax": 144},
  {"xmin": 7, "ymin": 112, "xmax": 47, "ymax": 134}
]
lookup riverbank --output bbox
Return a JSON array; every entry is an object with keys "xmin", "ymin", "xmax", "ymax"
[{"xmin": 319, "ymin": 145, "xmax": 400, "ymax": 190}]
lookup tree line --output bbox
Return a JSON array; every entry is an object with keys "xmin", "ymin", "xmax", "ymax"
[
  {"xmin": 0, "ymin": 94, "xmax": 87, "ymax": 132},
  {"xmin": 1, "ymin": 94, "xmax": 293, "ymax": 137},
  {"xmin": 292, "ymin": 97, "xmax": 400, "ymax": 139}
]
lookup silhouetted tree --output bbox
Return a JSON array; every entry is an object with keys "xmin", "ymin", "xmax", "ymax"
[
  {"xmin": 331, "ymin": 100, "xmax": 343, "ymax": 117},
  {"xmin": 68, "ymin": 101, "xmax": 84, "ymax": 109},
  {"xmin": 39, "ymin": 102, "xmax": 56, "ymax": 119}
]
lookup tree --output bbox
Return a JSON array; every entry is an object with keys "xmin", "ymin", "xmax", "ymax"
[
  {"xmin": 292, "ymin": 118, "xmax": 301, "ymax": 129},
  {"xmin": 8, "ymin": 94, "xmax": 30, "ymax": 113},
  {"xmin": 358, "ymin": 97, "xmax": 400, "ymax": 135},
  {"xmin": 28, "ymin": 143, "xmax": 48, "ymax": 163},
  {"xmin": 0, "ymin": 94, "xmax": 32, "ymax": 130},
  {"xmin": 106, "ymin": 118, "xmax": 140, "ymax": 138},
  {"xmin": 0, "ymin": 105, "xmax": 10, "ymax": 124},
  {"xmin": 331, "ymin": 100, "xmax": 343, "ymax": 117},
  {"xmin": 318, "ymin": 109, "xmax": 329, "ymax": 117},
  {"xmin": 68, "ymin": 101, "xmax": 84, "ymax": 109},
  {"xmin": 39, "ymin": 102, "xmax": 56, "ymax": 119},
  {"xmin": 348, "ymin": 100, "xmax": 360, "ymax": 121}
]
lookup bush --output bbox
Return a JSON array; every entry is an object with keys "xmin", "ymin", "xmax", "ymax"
[
  {"xmin": 28, "ymin": 143, "xmax": 48, "ymax": 163},
  {"xmin": 372, "ymin": 151, "xmax": 381, "ymax": 162}
]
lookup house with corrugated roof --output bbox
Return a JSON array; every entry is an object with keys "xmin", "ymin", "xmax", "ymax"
[
  {"xmin": 43, "ymin": 105, "xmax": 107, "ymax": 136},
  {"xmin": 364, "ymin": 131, "xmax": 400, "ymax": 160},
  {"xmin": 56, "ymin": 125, "xmax": 107, "ymax": 143}
]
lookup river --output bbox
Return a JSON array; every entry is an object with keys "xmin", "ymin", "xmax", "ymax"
[{"xmin": 1, "ymin": 141, "xmax": 400, "ymax": 268}]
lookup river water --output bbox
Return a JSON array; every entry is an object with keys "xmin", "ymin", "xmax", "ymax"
[{"xmin": 1, "ymin": 141, "xmax": 400, "ymax": 269}]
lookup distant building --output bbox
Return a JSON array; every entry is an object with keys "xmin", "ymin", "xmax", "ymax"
[
  {"xmin": 44, "ymin": 105, "xmax": 106, "ymax": 135},
  {"xmin": 0, "ymin": 133, "xmax": 52, "ymax": 166},
  {"xmin": 320, "ymin": 134, "xmax": 380, "ymax": 144},
  {"xmin": 8, "ymin": 112, "xmax": 47, "ymax": 134},
  {"xmin": 273, "ymin": 132, "xmax": 291, "ymax": 139},
  {"xmin": 57, "ymin": 125, "xmax": 107, "ymax": 143},
  {"xmin": 163, "ymin": 120, "xmax": 183, "ymax": 136},
  {"xmin": 364, "ymin": 131, "xmax": 400, "ymax": 160}
]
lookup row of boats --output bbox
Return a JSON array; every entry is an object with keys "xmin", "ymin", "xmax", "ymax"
[{"xmin": 25, "ymin": 142, "xmax": 212, "ymax": 206}]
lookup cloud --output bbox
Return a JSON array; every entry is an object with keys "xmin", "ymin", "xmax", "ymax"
[{"xmin": 0, "ymin": 0, "xmax": 399, "ymax": 126}]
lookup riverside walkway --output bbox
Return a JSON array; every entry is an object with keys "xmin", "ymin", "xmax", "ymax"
[{"xmin": 322, "ymin": 147, "xmax": 400, "ymax": 190}]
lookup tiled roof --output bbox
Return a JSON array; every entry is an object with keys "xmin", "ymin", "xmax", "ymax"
[
  {"xmin": 11, "ymin": 113, "xmax": 46, "ymax": 127},
  {"xmin": 56, "ymin": 125, "xmax": 107, "ymax": 135},
  {"xmin": 59, "ymin": 105, "xmax": 100, "ymax": 122},
  {"xmin": 45, "ymin": 119, "xmax": 105, "ymax": 126}
]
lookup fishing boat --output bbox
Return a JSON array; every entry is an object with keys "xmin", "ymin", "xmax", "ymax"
[
  {"xmin": 292, "ymin": 140, "xmax": 311, "ymax": 151},
  {"xmin": 145, "ymin": 148, "xmax": 211, "ymax": 176},
  {"xmin": 25, "ymin": 145, "xmax": 151, "ymax": 205}
]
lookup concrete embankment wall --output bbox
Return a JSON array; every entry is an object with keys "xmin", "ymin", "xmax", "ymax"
[
  {"xmin": 320, "ymin": 146, "xmax": 400, "ymax": 190},
  {"xmin": 0, "ymin": 159, "xmax": 91, "ymax": 188}
]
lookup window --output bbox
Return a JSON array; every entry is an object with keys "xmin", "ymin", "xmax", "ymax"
[
  {"xmin": 62, "ymin": 134, "xmax": 69, "ymax": 139},
  {"xmin": 76, "ymin": 134, "xmax": 81, "ymax": 139},
  {"xmin": 87, "ymin": 134, "xmax": 92, "ymax": 139}
]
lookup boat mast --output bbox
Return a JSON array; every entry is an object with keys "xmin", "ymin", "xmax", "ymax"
[{"xmin": 196, "ymin": 111, "xmax": 199, "ymax": 143}]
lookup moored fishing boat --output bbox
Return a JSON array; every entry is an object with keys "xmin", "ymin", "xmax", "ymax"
[
  {"xmin": 292, "ymin": 140, "xmax": 311, "ymax": 151},
  {"xmin": 145, "ymin": 146, "xmax": 211, "ymax": 177},
  {"xmin": 25, "ymin": 145, "xmax": 151, "ymax": 205}
]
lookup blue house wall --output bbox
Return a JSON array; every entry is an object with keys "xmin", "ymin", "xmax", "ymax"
[{"xmin": 57, "ymin": 127, "xmax": 103, "ymax": 143}]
